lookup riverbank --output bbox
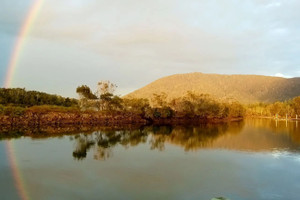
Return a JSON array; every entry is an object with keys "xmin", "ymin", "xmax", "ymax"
[
  {"xmin": 246, "ymin": 116, "xmax": 300, "ymax": 121},
  {"xmin": 0, "ymin": 109, "xmax": 243, "ymax": 128},
  {"xmin": 151, "ymin": 116, "xmax": 243, "ymax": 125},
  {"xmin": 0, "ymin": 123, "xmax": 145, "ymax": 140},
  {"xmin": 0, "ymin": 111, "xmax": 147, "ymax": 127}
]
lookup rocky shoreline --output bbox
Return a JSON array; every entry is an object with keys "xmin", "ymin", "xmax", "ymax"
[
  {"xmin": 0, "ymin": 110, "xmax": 243, "ymax": 129},
  {"xmin": 0, "ymin": 111, "xmax": 147, "ymax": 127}
]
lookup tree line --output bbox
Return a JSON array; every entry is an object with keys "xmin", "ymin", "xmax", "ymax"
[
  {"xmin": 76, "ymin": 81, "xmax": 245, "ymax": 120},
  {"xmin": 5, "ymin": 81, "xmax": 299, "ymax": 120},
  {"xmin": 0, "ymin": 88, "xmax": 77, "ymax": 107},
  {"xmin": 247, "ymin": 96, "xmax": 300, "ymax": 118}
]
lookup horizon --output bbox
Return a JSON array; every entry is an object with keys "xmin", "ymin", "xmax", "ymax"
[
  {"xmin": 1, "ymin": 71, "xmax": 300, "ymax": 98},
  {"xmin": 1, "ymin": 0, "xmax": 300, "ymax": 97}
]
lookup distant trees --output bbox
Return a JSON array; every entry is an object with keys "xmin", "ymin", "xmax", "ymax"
[
  {"xmin": 0, "ymin": 88, "xmax": 77, "ymax": 107},
  {"xmin": 246, "ymin": 96, "xmax": 300, "ymax": 118},
  {"xmin": 0, "ymin": 83, "xmax": 250, "ymax": 123},
  {"xmin": 0, "ymin": 85, "xmax": 248, "ymax": 120},
  {"xmin": 165, "ymin": 92, "xmax": 245, "ymax": 119},
  {"xmin": 292, "ymin": 97, "xmax": 300, "ymax": 115},
  {"xmin": 75, "ymin": 83, "xmax": 246, "ymax": 120}
]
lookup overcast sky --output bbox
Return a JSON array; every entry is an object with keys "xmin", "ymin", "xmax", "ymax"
[{"xmin": 1, "ymin": 0, "xmax": 300, "ymax": 97}]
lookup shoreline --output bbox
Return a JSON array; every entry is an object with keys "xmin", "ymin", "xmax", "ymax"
[
  {"xmin": 0, "ymin": 110, "xmax": 243, "ymax": 128},
  {"xmin": 246, "ymin": 116, "xmax": 300, "ymax": 121}
]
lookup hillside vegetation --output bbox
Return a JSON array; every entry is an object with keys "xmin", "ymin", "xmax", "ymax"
[
  {"xmin": 76, "ymin": 82, "xmax": 246, "ymax": 122},
  {"xmin": 126, "ymin": 72, "xmax": 300, "ymax": 103}
]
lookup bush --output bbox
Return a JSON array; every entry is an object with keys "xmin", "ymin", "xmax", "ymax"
[
  {"xmin": 3, "ymin": 106, "xmax": 25, "ymax": 116},
  {"xmin": 27, "ymin": 105, "xmax": 80, "ymax": 113},
  {"xmin": 151, "ymin": 107, "xmax": 174, "ymax": 119},
  {"xmin": 0, "ymin": 104, "xmax": 4, "ymax": 114},
  {"xmin": 153, "ymin": 109, "xmax": 161, "ymax": 118}
]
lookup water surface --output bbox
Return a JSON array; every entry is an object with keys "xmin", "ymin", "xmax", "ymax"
[{"xmin": 0, "ymin": 119, "xmax": 300, "ymax": 200}]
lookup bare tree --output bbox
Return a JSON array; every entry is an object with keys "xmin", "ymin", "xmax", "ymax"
[{"xmin": 97, "ymin": 81, "xmax": 117, "ymax": 96}]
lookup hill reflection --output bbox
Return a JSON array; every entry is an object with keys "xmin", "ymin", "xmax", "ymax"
[{"xmin": 1, "ymin": 119, "xmax": 300, "ymax": 161}]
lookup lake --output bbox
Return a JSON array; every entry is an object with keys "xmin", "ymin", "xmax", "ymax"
[{"xmin": 0, "ymin": 119, "xmax": 300, "ymax": 200}]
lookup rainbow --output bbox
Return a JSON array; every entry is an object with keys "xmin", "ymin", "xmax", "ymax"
[
  {"xmin": 4, "ymin": 0, "xmax": 44, "ymax": 88},
  {"xmin": 4, "ymin": 1, "xmax": 44, "ymax": 200},
  {"xmin": 6, "ymin": 141, "xmax": 30, "ymax": 200}
]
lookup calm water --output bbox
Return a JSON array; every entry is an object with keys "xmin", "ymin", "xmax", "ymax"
[{"xmin": 1, "ymin": 119, "xmax": 300, "ymax": 200}]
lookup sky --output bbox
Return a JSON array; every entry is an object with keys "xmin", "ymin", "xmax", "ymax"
[{"xmin": 0, "ymin": 0, "xmax": 300, "ymax": 97}]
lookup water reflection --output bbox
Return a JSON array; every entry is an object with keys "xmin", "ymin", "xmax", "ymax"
[
  {"xmin": 68, "ymin": 119, "xmax": 300, "ymax": 160},
  {"xmin": 2, "ymin": 120, "xmax": 300, "ymax": 200},
  {"xmin": 1, "ymin": 118, "xmax": 300, "ymax": 161},
  {"xmin": 72, "ymin": 129, "xmax": 149, "ymax": 160}
]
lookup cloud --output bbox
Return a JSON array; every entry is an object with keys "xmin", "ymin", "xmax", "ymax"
[
  {"xmin": 1, "ymin": 0, "xmax": 300, "ymax": 95},
  {"xmin": 274, "ymin": 73, "xmax": 291, "ymax": 78},
  {"xmin": 265, "ymin": 2, "xmax": 281, "ymax": 8}
]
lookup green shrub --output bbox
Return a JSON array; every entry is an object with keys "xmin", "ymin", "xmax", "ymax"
[
  {"xmin": 0, "ymin": 104, "xmax": 4, "ymax": 114},
  {"xmin": 3, "ymin": 106, "xmax": 25, "ymax": 116}
]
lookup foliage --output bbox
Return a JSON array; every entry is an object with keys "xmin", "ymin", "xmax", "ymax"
[
  {"xmin": 153, "ymin": 107, "xmax": 173, "ymax": 119},
  {"xmin": 97, "ymin": 81, "xmax": 117, "ymax": 96},
  {"xmin": 292, "ymin": 97, "xmax": 300, "ymax": 115},
  {"xmin": 75, "ymin": 82, "xmax": 245, "ymax": 120},
  {"xmin": 122, "ymin": 92, "xmax": 245, "ymax": 119},
  {"xmin": 122, "ymin": 98, "xmax": 150, "ymax": 115},
  {"xmin": 77, "ymin": 81, "xmax": 122, "ymax": 112},
  {"xmin": 0, "ymin": 88, "xmax": 78, "ymax": 107},
  {"xmin": 1, "ymin": 84, "xmax": 248, "ymax": 121},
  {"xmin": 167, "ymin": 92, "xmax": 245, "ymax": 118},
  {"xmin": 1, "ymin": 105, "xmax": 25, "ymax": 116},
  {"xmin": 246, "ymin": 96, "xmax": 300, "ymax": 118},
  {"xmin": 151, "ymin": 92, "xmax": 168, "ymax": 108},
  {"xmin": 0, "ymin": 104, "xmax": 4, "ymax": 114},
  {"xmin": 26, "ymin": 105, "xmax": 80, "ymax": 113},
  {"xmin": 76, "ymin": 85, "xmax": 97, "ymax": 99},
  {"xmin": 0, "ymin": 105, "xmax": 80, "ymax": 116}
]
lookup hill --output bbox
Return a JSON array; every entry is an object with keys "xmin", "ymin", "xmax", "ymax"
[{"xmin": 126, "ymin": 72, "xmax": 300, "ymax": 103}]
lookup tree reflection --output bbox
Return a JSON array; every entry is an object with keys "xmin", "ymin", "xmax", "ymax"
[
  {"xmin": 149, "ymin": 122, "xmax": 244, "ymax": 151},
  {"xmin": 94, "ymin": 146, "xmax": 112, "ymax": 161},
  {"xmin": 2, "ymin": 119, "xmax": 300, "ymax": 161},
  {"xmin": 72, "ymin": 134, "xmax": 95, "ymax": 160},
  {"xmin": 72, "ymin": 129, "xmax": 149, "ymax": 160},
  {"xmin": 71, "ymin": 121, "xmax": 246, "ymax": 160}
]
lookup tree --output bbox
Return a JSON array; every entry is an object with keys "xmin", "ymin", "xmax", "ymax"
[
  {"xmin": 76, "ymin": 85, "xmax": 97, "ymax": 99},
  {"xmin": 76, "ymin": 85, "xmax": 97, "ymax": 110},
  {"xmin": 122, "ymin": 98, "xmax": 150, "ymax": 114},
  {"xmin": 97, "ymin": 81, "xmax": 117, "ymax": 96},
  {"xmin": 292, "ymin": 96, "xmax": 300, "ymax": 115},
  {"xmin": 96, "ymin": 81, "xmax": 118, "ymax": 111},
  {"xmin": 76, "ymin": 81, "xmax": 121, "ymax": 111},
  {"xmin": 151, "ymin": 92, "xmax": 167, "ymax": 108},
  {"xmin": 227, "ymin": 102, "xmax": 245, "ymax": 118}
]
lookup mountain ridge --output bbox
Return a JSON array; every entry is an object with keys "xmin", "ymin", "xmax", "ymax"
[{"xmin": 126, "ymin": 72, "xmax": 300, "ymax": 103}]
